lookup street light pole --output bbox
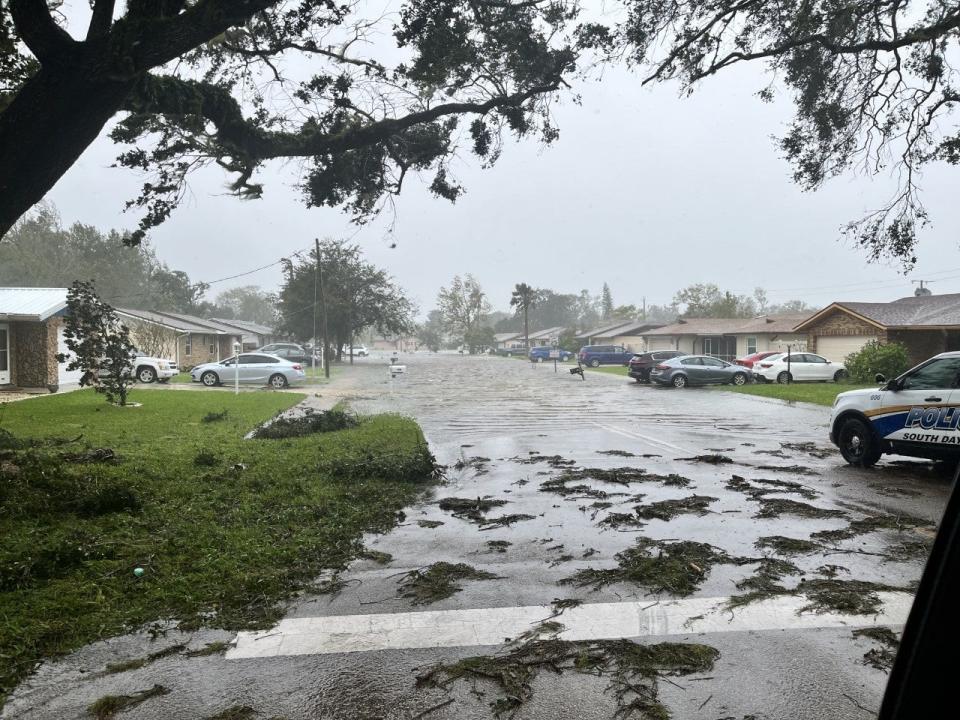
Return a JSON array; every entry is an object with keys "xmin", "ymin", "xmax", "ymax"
[{"xmin": 315, "ymin": 237, "xmax": 330, "ymax": 380}]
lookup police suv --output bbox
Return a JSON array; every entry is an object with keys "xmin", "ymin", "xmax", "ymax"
[{"xmin": 830, "ymin": 352, "xmax": 960, "ymax": 466}]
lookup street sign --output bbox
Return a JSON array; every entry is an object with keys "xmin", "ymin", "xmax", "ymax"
[{"xmin": 549, "ymin": 348, "xmax": 560, "ymax": 359}]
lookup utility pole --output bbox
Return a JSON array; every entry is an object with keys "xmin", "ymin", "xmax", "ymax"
[
  {"xmin": 315, "ymin": 238, "xmax": 330, "ymax": 379},
  {"xmin": 642, "ymin": 296, "xmax": 646, "ymax": 321}
]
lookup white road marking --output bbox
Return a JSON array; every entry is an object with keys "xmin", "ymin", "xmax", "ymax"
[
  {"xmin": 589, "ymin": 421, "xmax": 695, "ymax": 454},
  {"xmin": 226, "ymin": 592, "xmax": 912, "ymax": 659}
]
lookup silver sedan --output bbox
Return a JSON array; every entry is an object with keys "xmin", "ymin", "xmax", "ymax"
[
  {"xmin": 649, "ymin": 355, "xmax": 751, "ymax": 388},
  {"xmin": 190, "ymin": 353, "xmax": 307, "ymax": 388}
]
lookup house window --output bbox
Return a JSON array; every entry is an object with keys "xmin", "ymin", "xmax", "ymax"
[
  {"xmin": 747, "ymin": 337, "xmax": 758, "ymax": 354},
  {"xmin": 185, "ymin": 334, "xmax": 192, "ymax": 356},
  {"xmin": 209, "ymin": 336, "xmax": 215, "ymax": 354}
]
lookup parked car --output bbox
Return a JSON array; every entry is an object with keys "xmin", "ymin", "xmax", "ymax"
[
  {"xmin": 190, "ymin": 353, "xmax": 306, "ymax": 388},
  {"xmin": 830, "ymin": 351, "xmax": 960, "ymax": 466},
  {"xmin": 257, "ymin": 342, "xmax": 310, "ymax": 364},
  {"xmin": 577, "ymin": 345, "xmax": 635, "ymax": 367},
  {"xmin": 628, "ymin": 350, "xmax": 686, "ymax": 382},
  {"xmin": 734, "ymin": 351, "xmax": 781, "ymax": 369},
  {"xmin": 529, "ymin": 346, "xmax": 574, "ymax": 362},
  {"xmin": 753, "ymin": 352, "xmax": 847, "ymax": 383},
  {"xmin": 98, "ymin": 349, "xmax": 178, "ymax": 383},
  {"xmin": 649, "ymin": 355, "xmax": 750, "ymax": 388},
  {"xmin": 341, "ymin": 344, "xmax": 369, "ymax": 357}
]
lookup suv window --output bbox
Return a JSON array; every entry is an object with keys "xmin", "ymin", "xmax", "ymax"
[{"xmin": 901, "ymin": 358, "xmax": 960, "ymax": 390}]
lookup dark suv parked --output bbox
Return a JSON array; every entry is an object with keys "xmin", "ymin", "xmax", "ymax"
[
  {"xmin": 628, "ymin": 350, "xmax": 687, "ymax": 382},
  {"xmin": 577, "ymin": 345, "xmax": 636, "ymax": 367}
]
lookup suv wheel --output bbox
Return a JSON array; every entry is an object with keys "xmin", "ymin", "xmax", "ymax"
[
  {"xmin": 837, "ymin": 417, "xmax": 882, "ymax": 467},
  {"xmin": 137, "ymin": 366, "xmax": 157, "ymax": 383},
  {"xmin": 672, "ymin": 374, "xmax": 687, "ymax": 388},
  {"xmin": 589, "ymin": 359, "xmax": 600, "ymax": 368}
]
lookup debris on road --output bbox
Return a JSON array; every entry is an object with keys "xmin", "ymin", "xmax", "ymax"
[
  {"xmin": 853, "ymin": 627, "xmax": 900, "ymax": 672},
  {"xmin": 398, "ymin": 562, "xmax": 500, "ymax": 605},
  {"xmin": 88, "ymin": 684, "xmax": 169, "ymax": 719}
]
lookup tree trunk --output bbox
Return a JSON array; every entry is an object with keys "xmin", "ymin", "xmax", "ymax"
[{"xmin": 0, "ymin": 62, "xmax": 135, "ymax": 237}]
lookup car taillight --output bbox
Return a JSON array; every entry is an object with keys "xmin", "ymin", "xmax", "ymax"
[
  {"xmin": 655, "ymin": 364, "xmax": 669, "ymax": 370},
  {"xmin": 292, "ymin": 364, "xmax": 302, "ymax": 370},
  {"xmin": 759, "ymin": 362, "xmax": 773, "ymax": 368}
]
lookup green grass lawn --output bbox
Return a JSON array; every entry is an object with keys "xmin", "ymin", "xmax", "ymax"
[
  {"xmin": 0, "ymin": 390, "xmax": 435, "ymax": 704},
  {"xmin": 723, "ymin": 381, "xmax": 876, "ymax": 406},
  {"xmin": 585, "ymin": 365, "xmax": 630, "ymax": 377}
]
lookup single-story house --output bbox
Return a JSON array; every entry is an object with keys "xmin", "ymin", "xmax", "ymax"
[
  {"xmin": 795, "ymin": 293, "xmax": 960, "ymax": 364},
  {"xmin": 494, "ymin": 332, "xmax": 524, "ymax": 351},
  {"xmin": 209, "ymin": 318, "xmax": 277, "ymax": 350},
  {"xmin": 371, "ymin": 335, "xmax": 419, "ymax": 352},
  {"xmin": 117, "ymin": 308, "xmax": 242, "ymax": 369},
  {"xmin": 526, "ymin": 326, "xmax": 566, "ymax": 348},
  {"xmin": 0, "ymin": 286, "xmax": 82, "ymax": 392},
  {"xmin": 641, "ymin": 315, "xmax": 811, "ymax": 362},
  {"xmin": 577, "ymin": 320, "xmax": 664, "ymax": 352}
]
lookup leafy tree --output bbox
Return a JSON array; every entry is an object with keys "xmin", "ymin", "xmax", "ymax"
[
  {"xmin": 417, "ymin": 310, "xmax": 445, "ymax": 353},
  {"xmin": 844, "ymin": 340, "xmax": 911, "ymax": 382},
  {"xmin": 620, "ymin": 0, "xmax": 960, "ymax": 268},
  {"xmin": 575, "ymin": 289, "xmax": 600, "ymax": 330},
  {"xmin": 510, "ymin": 282, "xmax": 539, "ymax": 349},
  {"xmin": 436, "ymin": 274, "xmax": 491, "ymax": 351},
  {"xmin": 613, "ymin": 304, "xmax": 639, "ymax": 319},
  {"xmin": 464, "ymin": 325, "xmax": 496, "ymax": 355},
  {"xmin": 277, "ymin": 239, "xmax": 413, "ymax": 361},
  {"xmin": 673, "ymin": 284, "xmax": 757, "ymax": 318},
  {"xmin": 0, "ymin": 1, "xmax": 593, "ymax": 241},
  {"xmin": 213, "ymin": 286, "xmax": 277, "ymax": 326},
  {"xmin": 600, "ymin": 283, "xmax": 614, "ymax": 319},
  {"xmin": 57, "ymin": 280, "xmax": 137, "ymax": 405},
  {"xmin": 1, "ymin": 204, "xmax": 208, "ymax": 312},
  {"xmin": 496, "ymin": 289, "xmax": 579, "ymax": 334},
  {"xmin": 767, "ymin": 299, "xmax": 816, "ymax": 315}
]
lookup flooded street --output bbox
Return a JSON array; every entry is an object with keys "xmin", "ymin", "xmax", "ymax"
[{"xmin": 6, "ymin": 353, "xmax": 952, "ymax": 720}]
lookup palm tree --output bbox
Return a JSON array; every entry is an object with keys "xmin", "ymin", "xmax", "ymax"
[{"xmin": 510, "ymin": 283, "xmax": 538, "ymax": 351}]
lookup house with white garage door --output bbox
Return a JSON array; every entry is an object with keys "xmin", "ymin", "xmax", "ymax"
[
  {"xmin": 795, "ymin": 293, "xmax": 960, "ymax": 365},
  {"xmin": 0, "ymin": 287, "xmax": 82, "ymax": 393}
]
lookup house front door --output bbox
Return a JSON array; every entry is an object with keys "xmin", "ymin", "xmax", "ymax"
[{"xmin": 0, "ymin": 323, "xmax": 10, "ymax": 385}]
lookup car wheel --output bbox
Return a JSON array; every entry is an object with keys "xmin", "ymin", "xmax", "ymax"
[
  {"xmin": 269, "ymin": 373, "xmax": 289, "ymax": 389},
  {"xmin": 834, "ymin": 369, "xmax": 848, "ymax": 382},
  {"xmin": 590, "ymin": 359, "xmax": 601, "ymax": 368},
  {"xmin": 777, "ymin": 371, "xmax": 791, "ymax": 384},
  {"xmin": 837, "ymin": 417, "xmax": 882, "ymax": 467},
  {"xmin": 731, "ymin": 372, "xmax": 748, "ymax": 386},
  {"xmin": 200, "ymin": 371, "xmax": 219, "ymax": 387},
  {"xmin": 136, "ymin": 366, "xmax": 157, "ymax": 383},
  {"xmin": 672, "ymin": 374, "xmax": 687, "ymax": 388}
]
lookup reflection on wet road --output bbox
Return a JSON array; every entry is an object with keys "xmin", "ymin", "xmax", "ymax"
[{"xmin": 6, "ymin": 353, "xmax": 952, "ymax": 720}]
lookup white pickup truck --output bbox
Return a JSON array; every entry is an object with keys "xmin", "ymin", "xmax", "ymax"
[{"xmin": 98, "ymin": 350, "xmax": 178, "ymax": 384}]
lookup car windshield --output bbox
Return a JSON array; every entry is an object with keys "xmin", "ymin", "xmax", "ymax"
[{"xmin": 7, "ymin": 4, "xmax": 954, "ymax": 717}]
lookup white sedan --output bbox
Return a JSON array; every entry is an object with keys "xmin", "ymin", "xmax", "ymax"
[
  {"xmin": 190, "ymin": 353, "xmax": 306, "ymax": 388},
  {"xmin": 753, "ymin": 352, "xmax": 848, "ymax": 384}
]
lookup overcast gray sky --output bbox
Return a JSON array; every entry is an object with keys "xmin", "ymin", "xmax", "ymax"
[{"xmin": 44, "ymin": 31, "xmax": 960, "ymax": 317}]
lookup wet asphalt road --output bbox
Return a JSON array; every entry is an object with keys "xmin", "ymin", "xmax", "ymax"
[{"xmin": 5, "ymin": 353, "xmax": 953, "ymax": 720}]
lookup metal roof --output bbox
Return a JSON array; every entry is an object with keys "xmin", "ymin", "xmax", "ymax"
[
  {"xmin": 527, "ymin": 326, "xmax": 566, "ymax": 340},
  {"xmin": 116, "ymin": 308, "xmax": 226, "ymax": 334},
  {"xmin": 209, "ymin": 318, "xmax": 275, "ymax": 335},
  {"xmin": 0, "ymin": 287, "xmax": 68, "ymax": 321}
]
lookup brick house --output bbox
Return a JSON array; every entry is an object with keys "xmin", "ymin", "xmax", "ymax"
[
  {"xmin": 794, "ymin": 294, "xmax": 960, "ymax": 364},
  {"xmin": 640, "ymin": 315, "xmax": 811, "ymax": 362},
  {"xmin": 116, "ymin": 308, "xmax": 242, "ymax": 370},
  {"xmin": 0, "ymin": 287, "xmax": 83, "ymax": 392}
]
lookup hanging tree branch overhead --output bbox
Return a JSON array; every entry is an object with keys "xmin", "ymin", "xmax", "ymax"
[
  {"xmin": 619, "ymin": 0, "xmax": 960, "ymax": 269},
  {"xmin": 0, "ymin": 0, "xmax": 597, "ymax": 242}
]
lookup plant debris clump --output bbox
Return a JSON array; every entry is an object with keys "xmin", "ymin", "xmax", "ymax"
[
  {"xmin": 725, "ymin": 474, "xmax": 818, "ymax": 500},
  {"xmin": 598, "ymin": 512, "xmax": 645, "ymax": 529},
  {"xmin": 204, "ymin": 706, "xmax": 258, "ymax": 720},
  {"xmin": 801, "ymin": 579, "xmax": 902, "ymax": 615},
  {"xmin": 676, "ymin": 454, "xmax": 734, "ymax": 464},
  {"xmin": 453, "ymin": 456, "xmax": 491, "ymax": 473},
  {"xmin": 753, "ymin": 464, "xmax": 820, "ymax": 475},
  {"xmin": 438, "ymin": 496, "xmax": 508, "ymax": 523},
  {"xmin": 416, "ymin": 637, "xmax": 719, "ymax": 719},
  {"xmin": 728, "ymin": 558, "xmax": 801, "ymax": 608},
  {"xmin": 812, "ymin": 513, "xmax": 932, "ymax": 544},
  {"xmin": 104, "ymin": 644, "xmax": 186, "ymax": 674},
  {"xmin": 486, "ymin": 540, "xmax": 512, "ymax": 553},
  {"xmin": 479, "ymin": 513, "xmax": 536, "ymax": 530},
  {"xmin": 598, "ymin": 449, "xmax": 636, "ymax": 457},
  {"xmin": 358, "ymin": 549, "xmax": 393, "ymax": 565},
  {"xmin": 417, "ymin": 519, "xmax": 444, "ymax": 528},
  {"xmin": 754, "ymin": 535, "xmax": 821, "ymax": 556},
  {"xmin": 633, "ymin": 494, "xmax": 718, "ymax": 521},
  {"xmin": 562, "ymin": 538, "xmax": 733, "ymax": 596},
  {"xmin": 753, "ymin": 498, "xmax": 846, "ymax": 520},
  {"xmin": 853, "ymin": 627, "xmax": 900, "ymax": 671},
  {"xmin": 200, "ymin": 410, "xmax": 229, "ymax": 423},
  {"xmin": 781, "ymin": 441, "xmax": 833, "ymax": 458},
  {"xmin": 193, "ymin": 449, "xmax": 219, "ymax": 467},
  {"xmin": 88, "ymin": 684, "xmax": 169, "ymax": 719},
  {"xmin": 398, "ymin": 562, "xmax": 499, "ymax": 605},
  {"xmin": 252, "ymin": 408, "xmax": 359, "ymax": 439},
  {"xmin": 512, "ymin": 453, "xmax": 577, "ymax": 467}
]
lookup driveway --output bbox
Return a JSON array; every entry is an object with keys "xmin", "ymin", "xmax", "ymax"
[{"xmin": 5, "ymin": 353, "xmax": 950, "ymax": 720}]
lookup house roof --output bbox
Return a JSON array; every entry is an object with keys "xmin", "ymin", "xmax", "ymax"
[
  {"xmin": 494, "ymin": 332, "xmax": 521, "ymax": 342},
  {"xmin": 0, "ymin": 287, "xmax": 67, "ymax": 321},
  {"xmin": 795, "ymin": 294, "xmax": 960, "ymax": 330},
  {"xmin": 527, "ymin": 326, "xmax": 566, "ymax": 340},
  {"xmin": 117, "ymin": 308, "xmax": 231, "ymax": 334},
  {"xmin": 589, "ymin": 320, "xmax": 664, "ymax": 337},
  {"xmin": 642, "ymin": 314, "xmax": 812, "ymax": 337},
  {"xmin": 576, "ymin": 319, "xmax": 639, "ymax": 339},
  {"xmin": 209, "ymin": 318, "xmax": 275, "ymax": 335}
]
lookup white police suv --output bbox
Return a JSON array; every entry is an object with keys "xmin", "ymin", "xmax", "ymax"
[{"xmin": 830, "ymin": 352, "xmax": 960, "ymax": 466}]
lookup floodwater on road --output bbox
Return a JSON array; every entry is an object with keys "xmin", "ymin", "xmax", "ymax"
[{"xmin": 5, "ymin": 353, "xmax": 952, "ymax": 720}]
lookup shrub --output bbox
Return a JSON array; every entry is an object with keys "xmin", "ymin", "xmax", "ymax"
[{"xmin": 844, "ymin": 341, "xmax": 911, "ymax": 383}]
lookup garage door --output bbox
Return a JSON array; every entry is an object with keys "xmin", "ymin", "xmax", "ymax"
[
  {"xmin": 816, "ymin": 335, "xmax": 877, "ymax": 363},
  {"xmin": 57, "ymin": 327, "xmax": 84, "ymax": 386},
  {"xmin": 646, "ymin": 338, "xmax": 675, "ymax": 351}
]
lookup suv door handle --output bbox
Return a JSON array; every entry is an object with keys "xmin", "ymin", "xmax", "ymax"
[{"xmin": 925, "ymin": 397, "xmax": 942, "ymax": 402}]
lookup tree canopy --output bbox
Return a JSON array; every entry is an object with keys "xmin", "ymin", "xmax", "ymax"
[
  {"xmin": 0, "ymin": 0, "xmax": 596, "ymax": 242},
  {"xmin": 620, "ymin": 0, "xmax": 960, "ymax": 268},
  {"xmin": 436, "ymin": 274, "xmax": 491, "ymax": 350}
]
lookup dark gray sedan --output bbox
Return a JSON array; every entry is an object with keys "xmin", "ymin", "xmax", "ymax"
[{"xmin": 649, "ymin": 355, "xmax": 750, "ymax": 388}]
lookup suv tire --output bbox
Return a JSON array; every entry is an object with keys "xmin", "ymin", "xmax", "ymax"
[
  {"xmin": 589, "ymin": 359, "xmax": 601, "ymax": 368},
  {"xmin": 837, "ymin": 417, "xmax": 882, "ymax": 467},
  {"xmin": 137, "ymin": 366, "xmax": 157, "ymax": 383}
]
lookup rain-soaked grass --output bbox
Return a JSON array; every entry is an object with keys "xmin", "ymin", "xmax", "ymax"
[
  {"xmin": 562, "ymin": 538, "xmax": 733, "ymax": 595},
  {"xmin": 88, "ymin": 684, "xmax": 169, "ymax": 718},
  {"xmin": 416, "ymin": 636, "xmax": 719, "ymax": 719},
  {"xmin": 633, "ymin": 495, "xmax": 718, "ymax": 521},
  {"xmin": 398, "ymin": 562, "xmax": 500, "ymax": 605},
  {"xmin": 104, "ymin": 643, "xmax": 186, "ymax": 674},
  {"xmin": 853, "ymin": 627, "xmax": 900, "ymax": 671},
  {"xmin": 754, "ymin": 536, "xmax": 822, "ymax": 556},
  {"xmin": 753, "ymin": 498, "xmax": 847, "ymax": 519},
  {"xmin": 0, "ymin": 390, "xmax": 438, "ymax": 705}
]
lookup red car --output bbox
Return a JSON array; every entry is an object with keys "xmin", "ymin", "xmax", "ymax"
[{"xmin": 735, "ymin": 351, "xmax": 780, "ymax": 369}]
